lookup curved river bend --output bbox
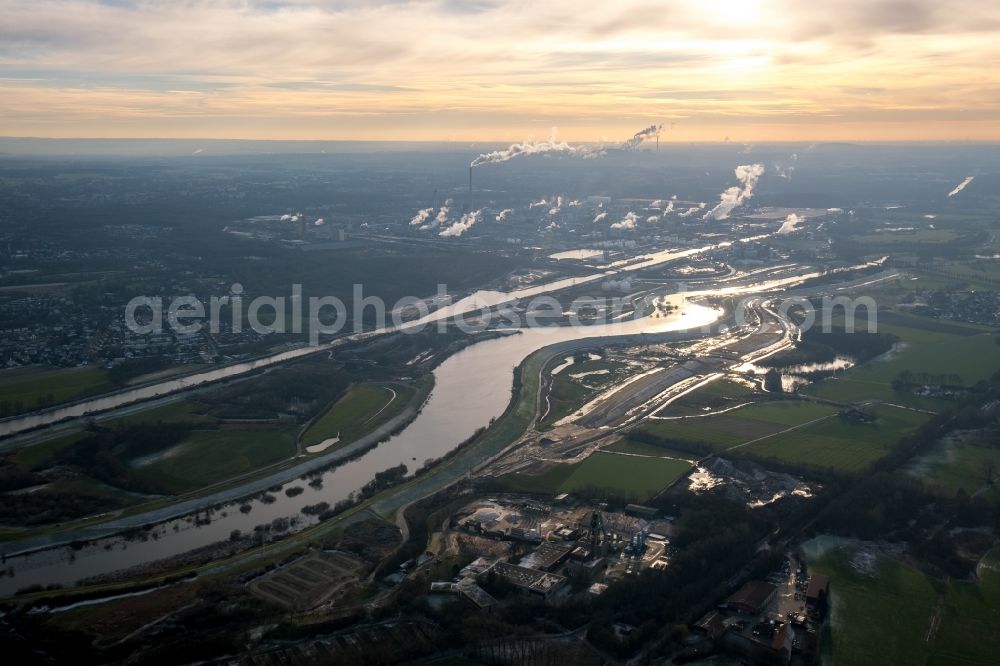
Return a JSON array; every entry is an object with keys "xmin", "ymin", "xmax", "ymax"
[
  {"xmin": 2, "ymin": 236, "xmax": 825, "ymax": 596},
  {"xmin": 0, "ymin": 297, "xmax": 719, "ymax": 595}
]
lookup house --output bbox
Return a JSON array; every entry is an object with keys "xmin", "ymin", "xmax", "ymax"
[
  {"xmin": 726, "ymin": 581, "xmax": 777, "ymax": 615},
  {"xmin": 806, "ymin": 573, "xmax": 830, "ymax": 607},
  {"xmin": 692, "ymin": 610, "xmax": 727, "ymax": 640}
]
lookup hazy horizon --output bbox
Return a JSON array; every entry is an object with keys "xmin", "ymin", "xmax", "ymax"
[{"xmin": 2, "ymin": 1, "xmax": 999, "ymax": 142}]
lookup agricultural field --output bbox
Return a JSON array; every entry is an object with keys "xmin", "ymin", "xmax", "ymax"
[
  {"xmin": 905, "ymin": 430, "xmax": 1000, "ymax": 502},
  {"xmin": 638, "ymin": 401, "xmax": 838, "ymax": 452},
  {"xmin": 603, "ymin": 437, "xmax": 698, "ymax": 461},
  {"xmin": 558, "ymin": 452, "xmax": 691, "ymax": 500},
  {"xmin": 637, "ymin": 400, "xmax": 927, "ymax": 472},
  {"xmin": 850, "ymin": 228, "xmax": 959, "ymax": 245},
  {"xmin": 9, "ymin": 430, "xmax": 88, "ymax": 469},
  {"xmin": 803, "ymin": 310, "xmax": 1000, "ymax": 409},
  {"xmin": 742, "ymin": 404, "xmax": 931, "ymax": 472},
  {"xmin": 808, "ymin": 543, "xmax": 1000, "ymax": 665},
  {"xmin": 0, "ymin": 365, "xmax": 111, "ymax": 416},
  {"xmin": 132, "ymin": 428, "xmax": 297, "ymax": 493},
  {"xmin": 500, "ymin": 448, "xmax": 692, "ymax": 501},
  {"xmin": 301, "ymin": 382, "xmax": 416, "ymax": 449},
  {"xmin": 108, "ymin": 399, "xmax": 214, "ymax": 427}
]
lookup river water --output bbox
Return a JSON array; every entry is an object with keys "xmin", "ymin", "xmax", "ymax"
[
  {"xmin": 0, "ymin": 234, "xmax": 803, "ymax": 595},
  {"xmin": 0, "ymin": 296, "xmax": 720, "ymax": 594},
  {"xmin": 0, "ymin": 238, "xmax": 747, "ymax": 440}
]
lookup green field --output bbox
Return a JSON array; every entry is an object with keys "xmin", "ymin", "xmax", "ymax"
[
  {"xmin": 809, "ymin": 543, "xmax": 1000, "ymax": 665},
  {"xmin": 906, "ymin": 432, "xmax": 1000, "ymax": 502},
  {"xmin": 301, "ymin": 383, "xmax": 414, "ymax": 448},
  {"xmin": 851, "ymin": 228, "xmax": 959, "ymax": 245},
  {"xmin": 501, "ymin": 449, "xmax": 692, "ymax": 501},
  {"xmin": 604, "ymin": 438, "xmax": 698, "ymax": 461},
  {"xmin": 11, "ymin": 431, "xmax": 88, "ymax": 469},
  {"xmin": 743, "ymin": 405, "xmax": 930, "ymax": 472},
  {"xmin": 804, "ymin": 311, "xmax": 1000, "ymax": 409},
  {"xmin": 0, "ymin": 365, "xmax": 111, "ymax": 414},
  {"xmin": 638, "ymin": 401, "xmax": 838, "ymax": 451},
  {"xmin": 560, "ymin": 452, "xmax": 692, "ymax": 499},
  {"xmin": 133, "ymin": 429, "xmax": 297, "ymax": 493},
  {"xmin": 637, "ymin": 400, "xmax": 927, "ymax": 472},
  {"xmin": 109, "ymin": 400, "xmax": 214, "ymax": 427}
]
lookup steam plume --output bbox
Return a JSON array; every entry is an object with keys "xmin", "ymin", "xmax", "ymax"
[
  {"xmin": 948, "ymin": 176, "xmax": 974, "ymax": 197},
  {"xmin": 611, "ymin": 211, "xmax": 639, "ymax": 230},
  {"xmin": 409, "ymin": 208, "xmax": 433, "ymax": 226},
  {"xmin": 495, "ymin": 208, "xmax": 512, "ymax": 222},
  {"xmin": 777, "ymin": 213, "xmax": 803, "ymax": 234},
  {"xmin": 704, "ymin": 164, "xmax": 765, "ymax": 220},
  {"xmin": 471, "ymin": 129, "xmax": 603, "ymax": 167},
  {"xmin": 439, "ymin": 210, "xmax": 481, "ymax": 237},
  {"xmin": 622, "ymin": 124, "xmax": 662, "ymax": 150}
]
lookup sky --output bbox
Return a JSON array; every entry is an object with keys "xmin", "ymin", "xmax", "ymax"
[{"xmin": 1, "ymin": 0, "xmax": 999, "ymax": 142}]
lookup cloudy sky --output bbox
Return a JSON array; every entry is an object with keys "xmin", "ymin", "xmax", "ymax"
[{"xmin": 1, "ymin": 0, "xmax": 998, "ymax": 141}]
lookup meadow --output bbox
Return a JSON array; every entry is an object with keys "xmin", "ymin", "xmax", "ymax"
[
  {"xmin": 0, "ymin": 365, "xmax": 111, "ymax": 415},
  {"xmin": 803, "ymin": 311, "xmax": 1000, "ymax": 409},
  {"xmin": 500, "ymin": 447, "xmax": 692, "ymax": 501},
  {"xmin": 301, "ymin": 382, "xmax": 416, "ymax": 449},
  {"xmin": 809, "ymin": 544, "xmax": 1000, "ymax": 665}
]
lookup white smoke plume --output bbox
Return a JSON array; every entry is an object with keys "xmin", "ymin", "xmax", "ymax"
[
  {"xmin": 409, "ymin": 208, "xmax": 433, "ymax": 226},
  {"xmin": 593, "ymin": 211, "xmax": 608, "ymax": 224},
  {"xmin": 471, "ymin": 129, "xmax": 603, "ymax": 167},
  {"xmin": 704, "ymin": 164, "xmax": 765, "ymax": 221},
  {"xmin": 529, "ymin": 198, "xmax": 548, "ymax": 208},
  {"xmin": 495, "ymin": 208, "xmax": 513, "ymax": 222},
  {"xmin": 948, "ymin": 176, "xmax": 974, "ymax": 197},
  {"xmin": 678, "ymin": 206, "xmax": 700, "ymax": 218},
  {"xmin": 545, "ymin": 220, "xmax": 560, "ymax": 231},
  {"xmin": 548, "ymin": 196, "xmax": 564, "ymax": 216},
  {"xmin": 663, "ymin": 201, "xmax": 675, "ymax": 214},
  {"xmin": 622, "ymin": 124, "xmax": 662, "ymax": 150},
  {"xmin": 646, "ymin": 215, "xmax": 659, "ymax": 223},
  {"xmin": 439, "ymin": 209, "xmax": 481, "ymax": 237},
  {"xmin": 420, "ymin": 206, "xmax": 449, "ymax": 230},
  {"xmin": 649, "ymin": 199, "xmax": 664, "ymax": 208},
  {"xmin": 280, "ymin": 213, "xmax": 301, "ymax": 222},
  {"xmin": 568, "ymin": 199, "xmax": 581, "ymax": 207},
  {"xmin": 777, "ymin": 213, "xmax": 803, "ymax": 234},
  {"xmin": 611, "ymin": 211, "xmax": 639, "ymax": 230},
  {"xmin": 314, "ymin": 218, "xmax": 325, "ymax": 226}
]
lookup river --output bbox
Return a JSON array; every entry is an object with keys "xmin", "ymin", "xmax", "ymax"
[
  {"xmin": 0, "ymin": 235, "xmax": 766, "ymax": 440},
  {"xmin": 0, "ymin": 236, "xmax": 828, "ymax": 595}
]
